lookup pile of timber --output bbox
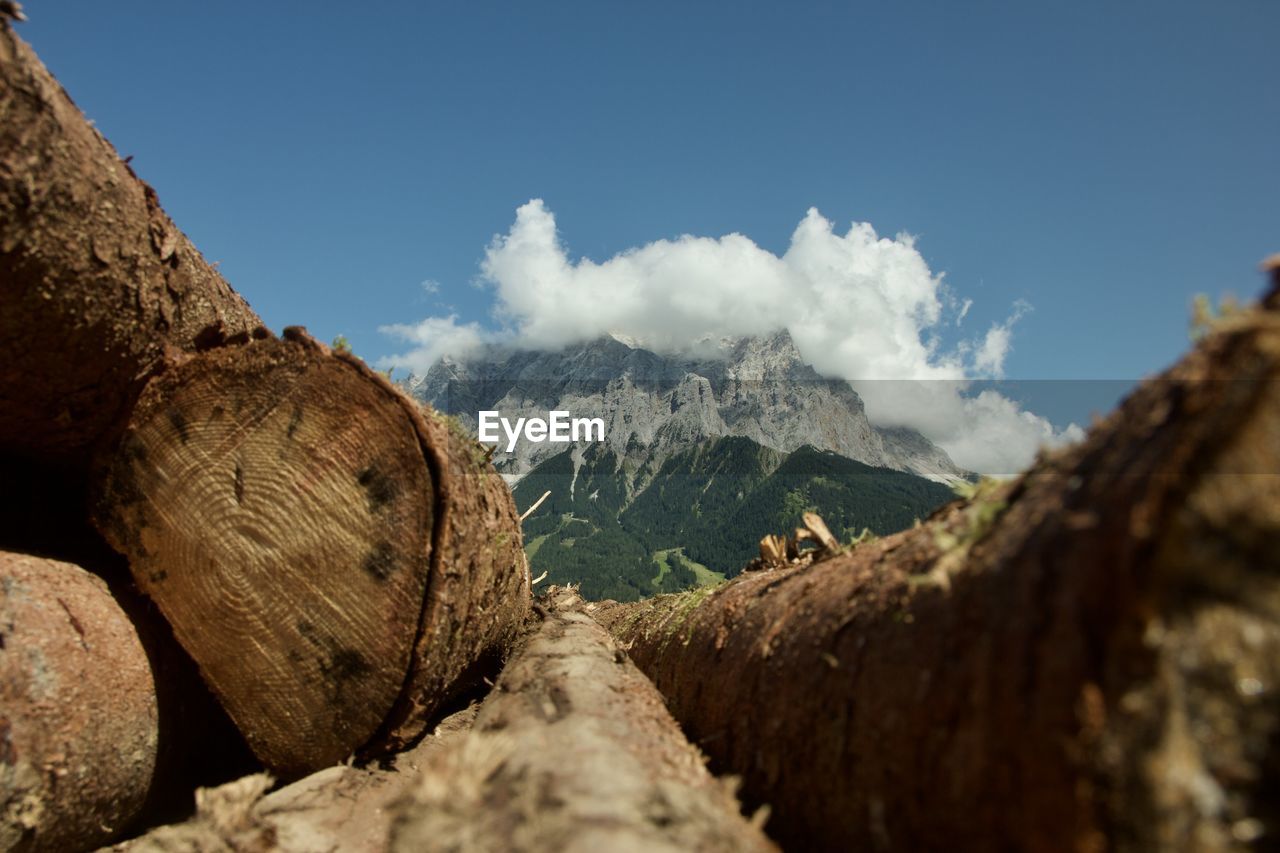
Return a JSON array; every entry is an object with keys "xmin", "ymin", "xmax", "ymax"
[
  {"xmin": 2, "ymin": 9, "xmax": 1278, "ymax": 852},
  {"xmin": 1, "ymin": 14, "xmax": 534, "ymax": 849}
]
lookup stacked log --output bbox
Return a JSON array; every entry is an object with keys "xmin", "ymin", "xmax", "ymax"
[
  {"xmin": 109, "ymin": 705, "xmax": 478, "ymax": 853},
  {"xmin": 389, "ymin": 588, "xmax": 776, "ymax": 853},
  {"xmin": 595, "ymin": 271, "xmax": 1280, "ymax": 851},
  {"xmin": 91, "ymin": 328, "xmax": 530, "ymax": 776},
  {"xmin": 0, "ymin": 553, "xmax": 158, "ymax": 851},
  {"xmin": 3, "ymin": 6, "xmax": 1280, "ymax": 852},
  {"xmin": 0, "ymin": 8, "xmax": 272, "ymax": 582},
  {"xmin": 114, "ymin": 591, "xmax": 776, "ymax": 852},
  {"xmin": 1, "ymin": 10, "xmax": 529, "ymax": 835},
  {"xmin": 0, "ymin": 17, "xmax": 260, "ymax": 477}
]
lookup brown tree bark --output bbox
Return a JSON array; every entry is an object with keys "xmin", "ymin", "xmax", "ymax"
[
  {"xmin": 0, "ymin": 18, "xmax": 266, "ymax": 572},
  {"xmin": 91, "ymin": 330, "xmax": 529, "ymax": 778},
  {"xmin": 0, "ymin": 552, "xmax": 158, "ymax": 852},
  {"xmin": 388, "ymin": 588, "xmax": 777, "ymax": 853},
  {"xmin": 596, "ymin": 275, "xmax": 1280, "ymax": 851},
  {"xmin": 0, "ymin": 20, "xmax": 262, "ymax": 471}
]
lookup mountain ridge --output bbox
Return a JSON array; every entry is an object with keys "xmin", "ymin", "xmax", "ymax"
[
  {"xmin": 403, "ymin": 332, "xmax": 964, "ymax": 600},
  {"xmin": 405, "ymin": 330, "xmax": 970, "ymax": 485}
]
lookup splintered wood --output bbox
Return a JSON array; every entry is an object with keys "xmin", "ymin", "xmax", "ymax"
[{"xmin": 754, "ymin": 511, "xmax": 844, "ymax": 570}]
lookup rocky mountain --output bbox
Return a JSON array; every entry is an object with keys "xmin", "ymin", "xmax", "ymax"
[
  {"xmin": 400, "ymin": 333, "xmax": 966, "ymax": 601},
  {"xmin": 404, "ymin": 330, "xmax": 970, "ymax": 485}
]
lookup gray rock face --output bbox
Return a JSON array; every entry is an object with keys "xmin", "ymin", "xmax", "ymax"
[{"xmin": 404, "ymin": 330, "xmax": 970, "ymax": 483}]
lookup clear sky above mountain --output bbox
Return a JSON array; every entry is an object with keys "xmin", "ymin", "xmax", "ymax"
[{"xmin": 22, "ymin": 2, "xmax": 1278, "ymax": 433}]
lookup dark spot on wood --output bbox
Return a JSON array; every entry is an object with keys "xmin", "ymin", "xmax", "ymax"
[
  {"xmin": 122, "ymin": 433, "xmax": 148, "ymax": 463},
  {"xmin": 328, "ymin": 649, "xmax": 372, "ymax": 683},
  {"xmin": 539, "ymin": 790, "xmax": 569, "ymax": 814},
  {"xmin": 210, "ymin": 404, "xmax": 225, "ymax": 420},
  {"xmin": 56, "ymin": 597, "xmax": 87, "ymax": 649},
  {"xmin": 193, "ymin": 323, "xmax": 226, "ymax": 350},
  {"xmin": 286, "ymin": 405, "xmax": 303, "ymax": 439},
  {"xmin": 646, "ymin": 800, "xmax": 676, "ymax": 829},
  {"xmin": 168, "ymin": 408, "xmax": 189, "ymax": 444},
  {"xmin": 149, "ymin": 569, "xmax": 167, "ymax": 584},
  {"xmin": 234, "ymin": 462, "xmax": 245, "ymax": 504},
  {"xmin": 541, "ymin": 683, "xmax": 572, "ymax": 722},
  {"xmin": 109, "ymin": 450, "xmax": 151, "ymax": 521},
  {"xmin": 357, "ymin": 465, "xmax": 399, "ymax": 512},
  {"xmin": 294, "ymin": 621, "xmax": 372, "ymax": 693},
  {"xmin": 0, "ymin": 717, "xmax": 15, "ymax": 765},
  {"xmin": 0, "ymin": 632, "xmax": 5, "ymax": 650},
  {"xmin": 362, "ymin": 541, "xmax": 396, "ymax": 582}
]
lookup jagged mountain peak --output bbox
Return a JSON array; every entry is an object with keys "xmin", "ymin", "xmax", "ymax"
[{"xmin": 405, "ymin": 333, "xmax": 969, "ymax": 484}]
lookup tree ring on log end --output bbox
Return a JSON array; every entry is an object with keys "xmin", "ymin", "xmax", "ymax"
[{"xmin": 94, "ymin": 336, "xmax": 434, "ymax": 776}]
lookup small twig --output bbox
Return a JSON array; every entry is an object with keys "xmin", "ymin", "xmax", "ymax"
[
  {"xmin": 531, "ymin": 571, "xmax": 549, "ymax": 586},
  {"xmin": 519, "ymin": 490, "xmax": 552, "ymax": 522}
]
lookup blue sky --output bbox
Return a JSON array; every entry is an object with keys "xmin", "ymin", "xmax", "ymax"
[{"xmin": 21, "ymin": 2, "xmax": 1279, "ymax": 430}]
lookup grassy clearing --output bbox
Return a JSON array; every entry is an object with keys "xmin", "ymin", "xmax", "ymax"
[
  {"xmin": 525, "ymin": 533, "xmax": 550, "ymax": 560},
  {"xmin": 651, "ymin": 547, "xmax": 725, "ymax": 589},
  {"xmin": 675, "ymin": 549, "xmax": 725, "ymax": 586},
  {"xmin": 651, "ymin": 549, "xmax": 675, "ymax": 589}
]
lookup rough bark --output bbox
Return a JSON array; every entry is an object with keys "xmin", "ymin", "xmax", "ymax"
[
  {"xmin": 92, "ymin": 330, "xmax": 529, "ymax": 777},
  {"xmin": 0, "ymin": 552, "xmax": 158, "ymax": 852},
  {"xmin": 596, "ymin": 279, "xmax": 1280, "ymax": 851},
  {"xmin": 104, "ymin": 705, "xmax": 478, "ymax": 853},
  {"xmin": 389, "ymin": 587, "xmax": 776, "ymax": 853},
  {"xmin": 369, "ymin": 388, "xmax": 532, "ymax": 755},
  {"xmin": 0, "ymin": 20, "xmax": 262, "ymax": 470}
]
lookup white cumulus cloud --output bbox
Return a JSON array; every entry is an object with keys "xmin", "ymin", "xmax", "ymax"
[
  {"xmin": 382, "ymin": 199, "xmax": 1082, "ymax": 475},
  {"xmin": 380, "ymin": 314, "xmax": 485, "ymax": 371}
]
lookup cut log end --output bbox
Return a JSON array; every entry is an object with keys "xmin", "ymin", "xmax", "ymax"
[
  {"xmin": 0, "ymin": 553, "xmax": 158, "ymax": 852},
  {"xmin": 93, "ymin": 335, "xmax": 435, "ymax": 776}
]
